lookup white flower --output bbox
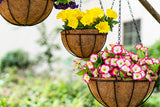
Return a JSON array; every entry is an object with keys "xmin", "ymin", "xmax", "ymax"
[
  {"xmin": 90, "ymin": 54, "xmax": 98, "ymax": 63},
  {"xmin": 100, "ymin": 65, "xmax": 110, "ymax": 74}
]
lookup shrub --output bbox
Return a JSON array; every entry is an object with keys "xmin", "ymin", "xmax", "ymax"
[{"xmin": 0, "ymin": 49, "xmax": 31, "ymax": 72}]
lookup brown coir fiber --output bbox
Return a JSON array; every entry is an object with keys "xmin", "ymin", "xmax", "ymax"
[
  {"xmin": 61, "ymin": 29, "xmax": 107, "ymax": 58},
  {"xmin": 88, "ymin": 76, "xmax": 158, "ymax": 107},
  {"xmin": 0, "ymin": 0, "xmax": 53, "ymax": 26}
]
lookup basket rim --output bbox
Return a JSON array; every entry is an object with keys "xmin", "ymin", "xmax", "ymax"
[
  {"xmin": 61, "ymin": 29, "xmax": 107, "ymax": 35},
  {"xmin": 90, "ymin": 75, "xmax": 158, "ymax": 82}
]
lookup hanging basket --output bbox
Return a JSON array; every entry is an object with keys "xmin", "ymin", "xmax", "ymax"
[
  {"xmin": 0, "ymin": 0, "xmax": 54, "ymax": 26},
  {"xmin": 61, "ymin": 29, "xmax": 107, "ymax": 58},
  {"xmin": 88, "ymin": 76, "xmax": 158, "ymax": 107}
]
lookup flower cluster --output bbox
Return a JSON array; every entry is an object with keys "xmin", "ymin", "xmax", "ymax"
[
  {"xmin": 0, "ymin": 0, "xmax": 4, "ymax": 4},
  {"xmin": 54, "ymin": 1, "xmax": 78, "ymax": 10},
  {"xmin": 57, "ymin": 8, "xmax": 118, "ymax": 33},
  {"xmin": 74, "ymin": 44, "xmax": 160, "ymax": 83}
]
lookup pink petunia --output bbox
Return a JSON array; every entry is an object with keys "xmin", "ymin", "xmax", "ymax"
[
  {"xmin": 146, "ymin": 73, "xmax": 152, "ymax": 82},
  {"xmin": 102, "ymin": 73, "xmax": 111, "ymax": 78},
  {"xmin": 92, "ymin": 68, "xmax": 98, "ymax": 77},
  {"xmin": 145, "ymin": 59, "xmax": 154, "ymax": 65},
  {"xmin": 140, "ymin": 70, "xmax": 146, "ymax": 78},
  {"xmin": 90, "ymin": 54, "xmax": 98, "ymax": 63},
  {"xmin": 100, "ymin": 65, "xmax": 110, "ymax": 74},
  {"xmin": 140, "ymin": 47, "xmax": 148, "ymax": 52},
  {"xmin": 131, "ymin": 53, "xmax": 139, "ymax": 61},
  {"xmin": 134, "ymin": 44, "xmax": 143, "ymax": 50},
  {"xmin": 112, "ymin": 68, "xmax": 119, "ymax": 76},
  {"xmin": 83, "ymin": 72, "xmax": 90, "ymax": 84},
  {"xmin": 110, "ymin": 58, "xmax": 118, "ymax": 66},
  {"xmin": 121, "ymin": 65, "xmax": 130, "ymax": 72},
  {"xmin": 104, "ymin": 58, "xmax": 111, "ymax": 65},
  {"xmin": 133, "ymin": 72, "xmax": 143, "ymax": 80},
  {"xmin": 131, "ymin": 64, "xmax": 142, "ymax": 73},
  {"xmin": 101, "ymin": 51, "xmax": 108, "ymax": 60},
  {"xmin": 117, "ymin": 58, "xmax": 125, "ymax": 68},
  {"xmin": 138, "ymin": 58, "xmax": 146, "ymax": 65},
  {"xmin": 151, "ymin": 58, "xmax": 160, "ymax": 64},
  {"xmin": 147, "ymin": 69, "xmax": 154, "ymax": 75},
  {"xmin": 125, "ymin": 59, "xmax": 131, "ymax": 67},
  {"xmin": 112, "ymin": 45, "xmax": 123, "ymax": 54},
  {"xmin": 86, "ymin": 61, "xmax": 94, "ymax": 70},
  {"xmin": 142, "ymin": 65, "xmax": 148, "ymax": 71}
]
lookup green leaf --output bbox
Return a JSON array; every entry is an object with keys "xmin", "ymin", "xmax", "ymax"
[
  {"xmin": 83, "ymin": 58, "xmax": 90, "ymax": 61},
  {"xmin": 108, "ymin": 53, "xmax": 115, "ymax": 57},
  {"xmin": 76, "ymin": 69, "xmax": 87, "ymax": 76},
  {"xmin": 104, "ymin": 47, "xmax": 108, "ymax": 51},
  {"xmin": 119, "ymin": 72, "xmax": 124, "ymax": 78},
  {"xmin": 137, "ymin": 50, "xmax": 145, "ymax": 59}
]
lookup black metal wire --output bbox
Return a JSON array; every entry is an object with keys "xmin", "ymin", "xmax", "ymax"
[
  {"xmin": 127, "ymin": 81, "xmax": 135, "ymax": 107},
  {"xmin": 79, "ymin": 34, "xmax": 84, "ymax": 57},
  {"xmin": 31, "ymin": 0, "xmax": 49, "ymax": 25},
  {"xmin": 79, "ymin": 0, "xmax": 82, "ymax": 11},
  {"xmin": 25, "ymin": 0, "xmax": 31, "ymax": 25},
  {"xmin": 7, "ymin": 0, "xmax": 20, "ymax": 24},
  {"xmin": 89, "ymin": 35, "xmax": 97, "ymax": 57},
  {"xmin": 96, "ymin": 81, "xmax": 109, "ymax": 107}
]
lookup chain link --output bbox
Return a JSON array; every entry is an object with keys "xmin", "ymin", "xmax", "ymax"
[
  {"xmin": 99, "ymin": 0, "xmax": 104, "ymax": 11},
  {"xmin": 126, "ymin": 0, "xmax": 142, "ymax": 44},
  {"xmin": 118, "ymin": 0, "xmax": 122, "ymax": 45},
  {"xmin": 111, "ymin": 0, "xmax": 116, "ymax": 9},
  {"xmin": 79, "ymin": 0, "xmax": 82, "ymax": 11}
]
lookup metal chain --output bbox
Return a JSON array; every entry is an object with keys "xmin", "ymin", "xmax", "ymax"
[
  {"xmin": 99, "ymin": 0, "xmax": 104, "ymax": 11},
  {"xmin": 126, "ymin": 0, "xmax": 142, "ymax": 44},
  {"xmin": 118, "ymin": 0, "xmax": 122, "ymax": 45},
  {"xmin": 111, "ymin": 0, "xmax": 116, "ymax": 9},
  {"xmin": 79, "ymin": 0, "xmax": 82, "ymax": 11}
]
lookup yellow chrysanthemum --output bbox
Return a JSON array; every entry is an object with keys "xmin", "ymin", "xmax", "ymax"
[
  {"xmin": 80, "ymin": 15, "xmax": 94, "ymax": 26},
  {"xmin": 95, "ymin": 21, "xmax": 110, "ymax": 33},
  {"xmin": 106, "ymin": 9, "xmax": 118, "ymax": 19},
  {"xmin": 67, "ymin": 17, "xmax": 78, "ymax": 29},
  {"xmin": 86, "ymin": 7, "xmax": 104, "ymax": 19}
]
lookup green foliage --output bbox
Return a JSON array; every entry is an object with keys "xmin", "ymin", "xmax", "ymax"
[
  {"xmin": 148, "ymin": 40, "xmax": 160, "ymax": 59},
  {"xmin": 137, "ymin": 50, "xmax": 145, "ymax": 59},
  {"xmin": 36, "ymin": 23, "xmax": 60, "ymax": 72},
  {"xmin": 0, "ymin": 98, "xmax": 7, "ymax": 107},
  {"xmin": 0, "ymin": 49, "xmax": 31, "ymax": 72}
]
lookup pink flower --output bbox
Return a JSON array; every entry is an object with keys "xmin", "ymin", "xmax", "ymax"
[
  {"xmin": 147, "ymin": 69, "xmax": 154, "ymax": 75},
  {"xmin": 131, "ymin": 64, "xmax": 142, "ymax": 73},
  {"xmin": 92, "ymin": 68, "xmax": 98, "ymax": 77},
  {"xmin": 134, "ymin": 44, "xmax": 143, "ymax": 50},
  {"xmin": 102, "ymin": 73, "xmax": 111, "ymax": 78},
  {"xmin": 142, "ymin": 65, "xmax": 148, "ymax": 71},
  {"xmin": 140, "ymin": 70, "xmax": 146, "ymax": 78},
  {"xmin": 133, "ymin": 72, "xmax": 142, "ymax": 80},
  {"xmin": 138, "ymin": 58, "xmax": 146, "ymax": 65},
  {"xmin": 83, "ymin": 72, "xmax": 90, "ymax": 84},
  {"xmin": 73, "ymin": 59, "xmax": 82, "ymax": 64},
  {"xmin": 131, "ymin": 53, "xmax": 138, "ymax": 61},
  {"xmin": 101, "ymin": 51, "xmax": 108, "ymax": 60},
  {"xmin": 121, "ymin": 65, "xmax": 130, "ymax": 72},
  {"xmin": 86, "ymin": 61, "xmax": 94, "ymax": 70},
  {"xmin": 112, "ymin": 68, "xmax": 119, "ymax": 76},
  {"xmin": 110, "ymin": 58, "xmax": 118, "ymax": 66},
  {"xmin": 100, "ymin": 65, "xmax": 110, "ymax": 74},
  {"xmin": 112, "ymin": 45, "xmax": 123, "ymax": 54},
  {"xmin": 117, "ymin": 58, "xmax": 125, "ymax": 68},
  {"xmin": 109, "ymin": 44, "xmax": 115, "ymax": 48},
  {"xmin": 145, "ymin": 59, "xmax": 154, "ymax": 65},
  {"xmin": 146, "ymin": 73, "xmax": 152, "ymax": 82},
  {"xmin": 73, "ymin": 64, "xmax": 79, "ymax": 71},
  {"xmin": 140, "ymin": 47, "xmax": 148, "ymax": 52},
  {"xmin": 104, "ymin": 58, "xmax": 111, "ymax": 65},
  {"xmin": 151, "ymin": 58, "xmax": 160, "ymax": 64},
  {"xmin": 90, "ymin": 54, "xmax": 98, "ymax": 63},
  {"xmin": 125, "ymin": 59, "xmax": 131, "ymax": 67}
]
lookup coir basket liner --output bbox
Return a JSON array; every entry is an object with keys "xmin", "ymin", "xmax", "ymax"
[
  {"xmin": 88, "ymin": 76, "xmax": 158, "ymax": 107},
  {"xmin": 61, "ymin": 29, "xmax": 107, "ymax": 58},
  {"xmin": 0, "ymin": 0, "xmax": 53, "ymax": 26}
]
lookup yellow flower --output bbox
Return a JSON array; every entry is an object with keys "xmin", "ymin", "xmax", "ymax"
[
  {"xmin": 86, "ymin": 7, "xmax": 104, "ymax": 19},
  {"xmin": 74, "ymin": 9, "xmax": 85, "ymax": 20},
  {"xmin": 80, "ymin": 15, "xmax": 94, "ymax": 26},
  {"xmin": 67, "ymin": 17, "xmax": 78, "ymax": 29},
  {"xmin": 95, "ymin": 21, "xmax": 110, "ymax": 33},
  {"xmin": 106, "ymin": 9, "xmax": 118, "ymax": 19}
]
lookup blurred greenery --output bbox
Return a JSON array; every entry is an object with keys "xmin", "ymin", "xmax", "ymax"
[{"xmin": 0, "ymin": 50, "xmax": 31, "ymax": 73}]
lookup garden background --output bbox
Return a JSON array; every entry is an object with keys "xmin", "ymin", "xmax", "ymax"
[{"xmin": 0, "ymin": 0, "xmax": 160, "ymax": 107}]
